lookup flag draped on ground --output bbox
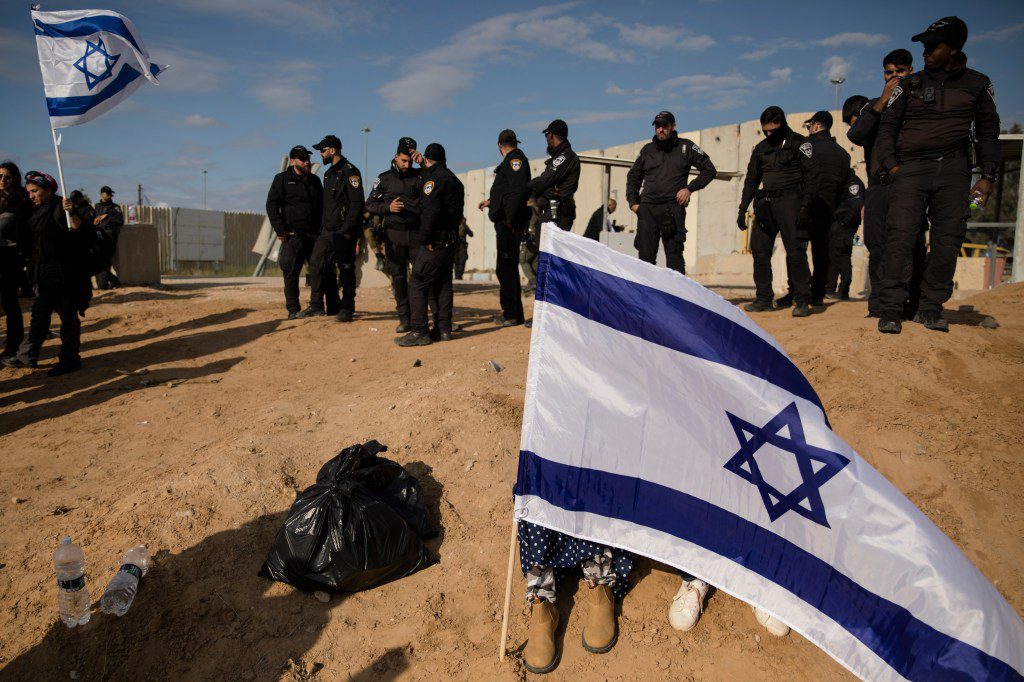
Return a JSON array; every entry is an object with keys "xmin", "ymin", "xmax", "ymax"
[
  {"xmin": 32, "ymin": 8, "xmax": 165, "ymax": 128},
  {"xmin": 513, "ymin": 226, "xmax": 1023, "ymax": 681}
]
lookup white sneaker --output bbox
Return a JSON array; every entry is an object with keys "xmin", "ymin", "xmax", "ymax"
[
  {"xmin": 668, "ymin": 579, "xmax": 709, "ymax": 632},
  {"xmin": 753, "ymin": 606, "xmax": 790, "ymax": 637}
]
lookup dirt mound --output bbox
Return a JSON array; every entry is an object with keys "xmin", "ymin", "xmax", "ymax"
[{"xmin": 0, "ymin": 280, "xmax": 1020, "ymax": 680}]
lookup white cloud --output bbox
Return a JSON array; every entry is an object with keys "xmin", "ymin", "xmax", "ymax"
[
  {"xmin": 739, "ymin": 38, "xmax": 804, "ymax": 61},
  {"xmin": 661, "ymin": 73, "xmax": 752, "ymax": 94},
  {"xmin": 149, "ymin": 44, "xmax": 227, "ymax": 93},
  {"xmin": 762, "ymin": 67, "xmax": 792, "ymax": 88},
  {"xmin": 614, "ymin": 23, "xmax": 715, "ymax": 51},
  {"xmin": 164, "ymin": 0, "xmax": 373, "ymax": 33},
  {"xmin": 249, "ymin": 60, "xmax": 318, "ymax": 112},
  {"xmin": 607, "ymin": 64, "xmax": 791, "ymax": 112},
  {"xmin": 814, "ymin": 32, "xmax": 889, "ymax": 47},
  {"xmin": 821, "ymin": 56, "xmax": 852, "ymax": 82},
  {"xmin": 178, "ymin": 114, "xmax": 222, "ymax": 127},
  {"xmin": 33, "ymin": 149, "xmax": 125, "ymax": 170},
  {"xmin": 974, "ymin": 22, "xmax": 1024, "ymax": 43}
]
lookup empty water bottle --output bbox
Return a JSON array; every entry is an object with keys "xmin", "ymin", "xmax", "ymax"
[
  {"xmin": 100, "ymin": 545, "xmax": 150, "ymax": 616},
  {"xmin": 54, "ymin": 537, "xmax": 90, "ymax": 628}
]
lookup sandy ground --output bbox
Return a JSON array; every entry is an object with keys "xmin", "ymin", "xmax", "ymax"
[{"xmin": 0, "ymin": 277, "xmax": 1021, "ymax": 681}]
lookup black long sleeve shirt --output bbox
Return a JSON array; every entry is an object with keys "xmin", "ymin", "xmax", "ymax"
[
  {"xmin": 418, "ymin": 163, "xmax": 465, "ymax": 246},
  {"xmin": 739, "ymin": 129, "xmax": 820, "ymax": 213},
  {"xmin": 488, "ymin": 148, "xmax": 531, "ymax": 227},
  {"xmin": 322, "ymin": 155, "xmax": 364, "ymax": 238},
  {"xmin": 366, "ymin": 162, "xmax": 422, "ymax": 232},
  {"xmin": 265, "ymin": 167, "xmax": 324, "ymax": 236},
  {"xmin": 626, "ymin": 134, "xmax": 717, "ymax": 206}
]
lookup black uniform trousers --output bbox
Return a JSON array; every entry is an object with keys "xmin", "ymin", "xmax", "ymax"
[
  {"xmin": 880, "ymin": 157, "xmax": 970, "ymax": 319},
  {"xmin": 307, "ymin": 231, "xmax": 349, "ymax": 315},
  {"xmin": 454, "ymin": 241, "xmax": 469, "ymax": 280},
  {"xmin": 1, "ymin": 248, "xmax": 24, "ymax": 355},
  {"xmin": 16, "ymin": 265, "xmax": 81, "ymax": 367},
  {"xmin": 278, "ymin": 231, "xmax": 317, "ymax": 314},
  {"xmin": 751, "ymin": 194, "xmax": 811, "ymax": 305},
  {"xmin": 95, "ymin": 230, "xmax": 120, "ymax": 290},
  {"xmin": 334, "ymin": 233, "xmax": 358, "ymax": 315},
  {"xmin": 864, "ymin": 184, "xmax": 927, "ymax": 317},
  {"xmin": 495, "ymin": 222, "xmax": 524, "ymax": 322},
  {"xmin": 827, "ymin": 222, "xmax": 858, "ymax": 297},
  {"xmin": 807, "ymin": 201, "xmax": 833, "ymax": 302},
  {"xmin": 385, "ymin": 228, "xmax": 417, "ymax": 325},
  {"xmin": 410, "ymin": 244, "xmax": 454, "ymax": 335},
  {"xmin": 635, "ymin": 202, "xmax": 687, "ymax": 275}
]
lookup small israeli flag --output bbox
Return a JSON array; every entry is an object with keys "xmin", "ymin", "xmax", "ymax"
[
  {"xmin": 32, "ymin": 8, "xmax": 166, "ymax": 128},
  {"xmin": 514, "ymin": 226, "xmax": 1023, "ymax": 680}
]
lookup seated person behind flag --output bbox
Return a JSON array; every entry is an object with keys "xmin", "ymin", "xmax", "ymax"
[
  {"xmin": 518, "ymin": 520, "xmax": 631, "ymax": 674},
  {"xmin": 582, "ymin": 198, "xmax": 622, "ymax": 241}
]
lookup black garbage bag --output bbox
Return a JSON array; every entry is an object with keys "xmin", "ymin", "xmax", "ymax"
[{"xmin": 259, "ymin": 440, "xmax": 438, "ymax": 593}]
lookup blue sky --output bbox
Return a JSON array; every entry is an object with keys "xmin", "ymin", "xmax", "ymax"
[{"xmin": 2, "ymin": 1, "xmax": 1022, "ymax": 211}]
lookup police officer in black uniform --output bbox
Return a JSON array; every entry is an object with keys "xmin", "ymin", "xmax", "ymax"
[
  {"xmin": 626, "ymin": 110, "xmax": 717, "ymax": 275},
  {"xmin": 738, "ymin": 106, "xmax": 820, "ymax": 318},
  {"xmin": 528, "ymin": 120, "xmax": 580, "ymax": 232},
  {"xmin": 802, "ymin": 111, "xmax": 851, "ymax": 306},
  {"xmin": 310, "ymin": 135, "xmax": 364, "ymax": 322},
  {"xmin": 396, "ymin": 143, "xmax": 464, "ymax": 347},
  {"xmin": 93, "ymin": 185, "xmax": 123, "ymax": 289},
  {"xmin": 844, "ymin": 48, "xmax": 927, "ymax": 318},
  {"xmin": 367, "ymin": 137, "xmax": 422, "ymax": 333},
  {"xmin": 479, "ymin": 129, "xmax": 531, "ymax": 326},
  {"xmin": 266, "ymin": 145, "xmax": 324, "ymax": 319},
  {"xmin": 826, "ymin": 168, "xmax": 865, "ymax": 300},
  {"xmin": 875, "ymin": 17, "xmax": 1000, "ymax": 334}
]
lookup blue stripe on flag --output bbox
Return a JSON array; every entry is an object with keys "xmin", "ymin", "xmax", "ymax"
[
  {"xmin": 33, "ymin": 15, "xmax": 144, "ymax": 53},
  {"xmin": 535, "ymin": 252, "xmax": 826, "ymax": 415},
  {"xmin": 45, "ymin": 63, "xmax": 161, "ymax": 118},
  {"xmin": 516, "ymin": 450, "xmax": 1021, "ymax": 681}
]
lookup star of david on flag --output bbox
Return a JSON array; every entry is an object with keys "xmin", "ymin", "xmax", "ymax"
[
  {"xmin": 32, "ymin": 8, "xmax": 167, "ymax": 128},
  {"xmin": 514, "ymin": 226, "xmax": 1023, "ymax": 680}
]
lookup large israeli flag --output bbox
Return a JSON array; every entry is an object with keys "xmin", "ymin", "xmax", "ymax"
[
  {"xmin": 32, "ymin": 8, "xmax": 166, "ymax": 128},
  {"xmin": 514, "ymin": 226, "xmax": 1023, "ymax": 680}
]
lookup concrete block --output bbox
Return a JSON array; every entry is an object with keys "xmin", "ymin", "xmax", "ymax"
[{"xmin": 113, "ymin": 223, "xmax": 161, "ymax": 286}]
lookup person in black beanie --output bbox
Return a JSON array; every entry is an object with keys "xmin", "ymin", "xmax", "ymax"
[{"xmin": 396, "ymin": 143, "xmax": 464, "ymax": 347}]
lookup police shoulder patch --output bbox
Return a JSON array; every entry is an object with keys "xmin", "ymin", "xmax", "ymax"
[
  {"xmin": 511, "ymin": 159, "xmax": 522, "ymax": 172},
  {"xmin": 349, "ymin": 175, "xmax": 361, "ymax": 189},
  {"xmin": 849, "ymin": 184, "xmax": 860, "ymax": 196},
  {"xmin": 887, "ymin": 86, "xmax": 903, "ymax": 108},
  {"xmin": 692, "ymin": 143, "xmax": 705, "ymax": 156},
  {"xmin": 423, "ymin": 180, "xmax": 435, "ymax": 196},
  {"xmin": 372, "ymin": 177, "xmax": 381, "ymax": 189},
  {"xmin": 552, "ymin": 155, "xmax": 565, "ymax": 167},
  {"xmin": 987, "ymin": 82, "xmax": 996, "ymax": 106},
  {"xmin": 799, "ymin": 142, "xmax": 813, "ymax": 158}
]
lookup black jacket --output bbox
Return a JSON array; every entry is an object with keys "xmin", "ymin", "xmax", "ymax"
[
  {"xmin": 739, "ymin": 129, "xmax": 820, "ymax": 213},
  {"xmin": 418, "ymin": 163, "xmax": 465, "ymax": 246},
  {"xmin": 488, "ymin": 148, "xmax": 531, "ymax": 227},
  {"xmin": 876, "ymin": 66, "xmax": 1000, "ymax": 176},
  {"xmin": 322, "ymin": 155, "xmax": 364, "ymax": 237},
  {"xmin": 0, "ymin": 189, "xmax": 32, "ymax": 254},
  {"xmin": 806, "ymin": 131, "xmax": 851, "ymax": 210},
  {"xmin": 833, "ymin": 169, "xmax": 865, "ymax": 230},
  {"xmin": 366, "ymin": 162, "xmax": 422, "ymax": 232},
  {"xmin": 266, "ymin": 168, "xmax": 323, "ymax": 236},
  {"xmin": 528, "ymin": 140, "xmax": 580, "ymax": 212},
  {"xmin": 846, "ymin": 98, "xmax": 885, "ymax": 183},
  {"xmin": 30, "ymin": 195, "xmax": 93, "ymax": 269},
  {"xmin": 93, "ymin": 199, "xmax": 124, "ymax": 237},
  {"xmin": 626, "ymin": 133, "xmax": 717, "ymax": 206}
]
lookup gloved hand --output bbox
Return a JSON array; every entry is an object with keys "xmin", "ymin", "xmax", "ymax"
[{"xmin": 736, "ymin": 211, "xmax": 748, "ymax": 231}]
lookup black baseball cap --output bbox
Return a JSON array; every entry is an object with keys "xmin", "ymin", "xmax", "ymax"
[
  {"xmin": 397, "ymin": 136, "xmax": 417, "ymax": 155},
  {"xmin": 542, "ymin": 119, "xmax": 568, "ymax": 138},
  {"xmin": 312, "ymin": 134, "xmax": 342, "ymax": 151},
  {"xmin": 289, "ymin": 145, "xmax": 311, "ymax": 160},
  {"xmin": 100, "ymin": 185, "xmax": 114, "ymax": 195},
  {"xmin": 69, "ymin": 189, "xmax": 84, "ymax": 202},
  {"xmin": 913, "ymin": 16, "xmax": 968, "ymax": 50},
  {"xmin": 804, "ymin": 111, "xmax": 833, "ymax": 129},
  {"xmin": 424, "ymin": 143, "xmax": 446, "ymax": 163},
  {"xmin": 652, "ymin": 111, "xmax": 675, "ymax": 126},
  {"xmin": 498, "ymin": 129, "xmax": 520, "ymax": 145}
]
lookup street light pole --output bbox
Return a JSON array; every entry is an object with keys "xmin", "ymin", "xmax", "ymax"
[
  {"xmin": 202, "ymin": 169, "xmax": 208, "ymax": 209},
  {"xmin": 361, "ymin": 127, "xmax": 371, "ymax": 197},
  {"xmin": 830, "ymin": 77, "xmax": 846, "ymax": 111}
]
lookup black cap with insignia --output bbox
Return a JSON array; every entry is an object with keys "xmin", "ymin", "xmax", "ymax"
[
  {"xmin": 312, "ymin": 134, "xmax": 342, "ymax": 151},
  {"xmin": 289, "ymin": 145, "xmax": 312, "ymax": 160},
  {"xmin": 652, "ymin": 111, "xmax": 675, "ymax": 126},
  {"xmin": 913, "ymin": 16, "xmax": 968, "ymax": 50},
  {"xmin": 804, "ymin": 111, "xmax": 833, "ymax": 129},
  {"xmin": 100, "ymin": 185, "xmax": 114, "ymax": 195},
  {"xmin": 542, "ymin": 119, "xmax": 569, "ymax": 138},
  {"xmin": 498, "ymin": 129, "xmax": 521, "ymax": 145},
  {"xmin": 397, "ymin": 137, "xmax": 417, "ymax": 155}
]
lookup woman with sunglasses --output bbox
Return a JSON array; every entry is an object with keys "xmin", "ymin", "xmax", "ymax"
[{"xmin": 0, "ymin": 162, "xmax": 31, "ymax": 358}]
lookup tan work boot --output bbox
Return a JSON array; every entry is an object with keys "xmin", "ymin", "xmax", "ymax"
[
  {"xmin": 581, "ymin": 584, "xmax": 618, "ymax": 653},
  {"xmin": 523, "ymin": 600, "xmax": 560, "ymax": 674}
]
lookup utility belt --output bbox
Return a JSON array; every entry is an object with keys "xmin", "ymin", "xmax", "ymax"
[
  {"xmin": 899, "ymin": 145, "xmax": 970, "ymax": 164},
  {"xmin": 430, "ymin": 229, "xmax": 457, "ymax": 248},
  {"xmin": 755, "ymin": 187, "xmax": 802, "ymax": 200}
]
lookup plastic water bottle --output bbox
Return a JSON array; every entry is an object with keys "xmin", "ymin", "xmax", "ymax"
[
  {"xmin": 100, "ymin": 545, "xmax": 150, "ymax": 616},
  {"xmin": 54, "ymin": 537, "xmax": 90, "ymax": 628}
]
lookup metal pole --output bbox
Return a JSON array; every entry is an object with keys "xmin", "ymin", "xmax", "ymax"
[
  {"xmin": 1013, "ymin": 143, "xmax": 1024, "ymax": 282},
  {"xmin": 830, "ymin": 77, "xmax": 846, "ymax": 110},
  {"xmin": 362, "ymin": 127, "xmax": 371, "ymax": 196},
  {"xmin": 203, "ymin": 170, "xmax": 207, "ymax": 209}
]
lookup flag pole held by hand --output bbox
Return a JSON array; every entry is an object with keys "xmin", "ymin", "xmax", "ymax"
[{"xmin": 50, "ymin": 128, "xmax": 73, "ymax": 229}]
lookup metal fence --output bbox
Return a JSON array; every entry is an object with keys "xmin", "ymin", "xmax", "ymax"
[{"xmin": 126, "ymin": 205, "xmax": 279, "ymax": 276}]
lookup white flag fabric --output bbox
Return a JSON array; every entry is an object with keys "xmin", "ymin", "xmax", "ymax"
[
  {"xmin": 32, "ymin": 8, "xmax": 166, "ymax": 128},
  {"xmin": 514, "ymin": 226, "xmax": 1023, "ymax": 681}
]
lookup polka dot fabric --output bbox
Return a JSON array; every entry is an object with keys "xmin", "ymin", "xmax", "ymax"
[{"xmin": 517, "ymin": 520, "xmax": 632, "ymax": 599}]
